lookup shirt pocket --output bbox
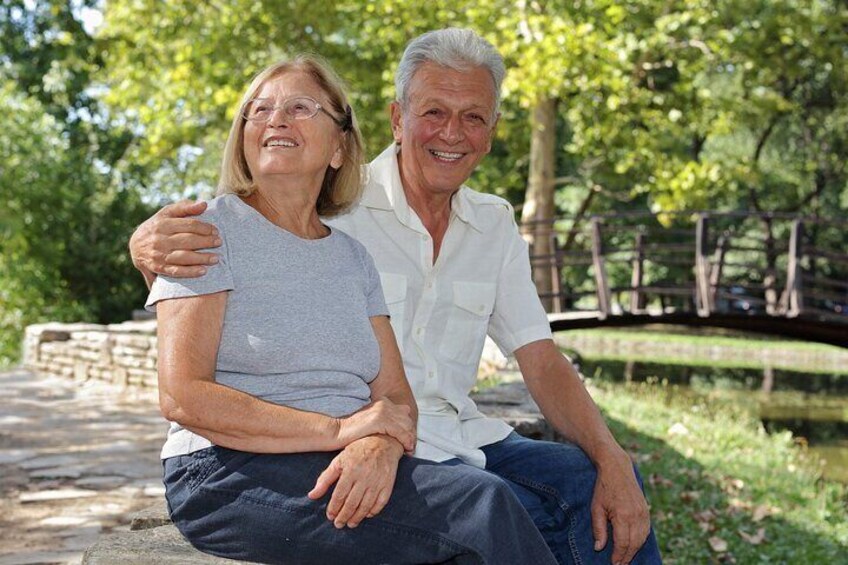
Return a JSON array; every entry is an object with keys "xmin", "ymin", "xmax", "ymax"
[
  {"xmin": 379, "ymin": 272, "xmax": 407, "ymax": 355},
  {"xmin": 439, "ymin": 281, "xmax": 496, "ymax": 366}
]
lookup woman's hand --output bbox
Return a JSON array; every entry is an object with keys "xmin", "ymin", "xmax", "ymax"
[
  {"xmin": 308, "ymin": 435, "xmax": 403, "ymax": 528},
  {"xmin": 336, "ymin": 397, "xmax": 416, "ymax": 452}
]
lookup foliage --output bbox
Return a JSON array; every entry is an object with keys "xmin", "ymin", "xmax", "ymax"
[
  {"xmin": 95, "ymin": 0, "xmax": 847, "ymax": 217},
  {"xmin": 0, "ymin": 1, "xmax": 154, "ymax": 365}
]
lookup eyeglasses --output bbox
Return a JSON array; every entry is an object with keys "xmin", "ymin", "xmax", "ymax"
[{"xmin": 242, "ymin": 96, "xmax": 349, "ymax": 130}]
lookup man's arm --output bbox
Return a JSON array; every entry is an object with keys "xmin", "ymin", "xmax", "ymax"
[
  {"xmin": 129, "ymin": 200, "xmax": 221, "ymax": 288},
  {"xmin": 514, "ymin": 339, "xmax": 651, "ymax": 565}
]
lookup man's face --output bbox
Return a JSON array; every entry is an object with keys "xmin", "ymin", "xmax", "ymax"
[{"xmin": 390, "ymin": 62, "xmax": 499, "ymax": 198}]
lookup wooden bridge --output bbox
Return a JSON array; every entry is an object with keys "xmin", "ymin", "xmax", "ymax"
[{"xmin": 522, "ymin": 211, "xmax": 848, "ymax": 348}]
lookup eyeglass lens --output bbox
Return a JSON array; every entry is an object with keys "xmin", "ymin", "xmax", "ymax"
[{"xmin": 244, "ymin": 97, "xmax": 319, "ymax": 122}]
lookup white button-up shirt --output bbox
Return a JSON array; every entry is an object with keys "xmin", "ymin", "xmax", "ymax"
[{"xmin": 328, "ymin": 144, "xmax": 553, "ymax": 467}]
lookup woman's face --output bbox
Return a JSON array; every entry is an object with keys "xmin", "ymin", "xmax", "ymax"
[{"xmin": 242, "ymin": 71, "xmax": 344, "ymax": 186}]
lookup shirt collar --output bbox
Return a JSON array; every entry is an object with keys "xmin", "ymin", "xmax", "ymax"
[
  {"xmin": 362, "ymin": 143, "xmax": 484, "ymax": 233},
  {"xmin": 450, "ymin": 187, "xmax": 483, "ymax": 233}
]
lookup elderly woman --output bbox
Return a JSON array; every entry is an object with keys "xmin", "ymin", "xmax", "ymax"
[{"xmin": 146, "ymin": 55, "xmax": 556, "ymax": 564}]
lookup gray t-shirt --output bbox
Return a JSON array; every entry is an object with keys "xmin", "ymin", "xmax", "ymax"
[{"xmin": 146, "ymin": 194, "xmax": 389, "ymax": 459}]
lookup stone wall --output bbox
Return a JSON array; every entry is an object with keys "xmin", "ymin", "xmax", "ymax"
[{"xmin": 24, "ymin": 321, "xmax": 159, "ymax": 388}]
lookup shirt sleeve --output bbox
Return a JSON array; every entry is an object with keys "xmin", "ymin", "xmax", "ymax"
[
  {"xmin": 358, "ymin": 244, "xmax": 389, "ymax": 318},
  {"xmin": 144, "ymin": 212, "xmax": 235, "ymax": 311},
  {"xmin": 487, "ymin": 216, "xmax": 553, "ymax": 356}
]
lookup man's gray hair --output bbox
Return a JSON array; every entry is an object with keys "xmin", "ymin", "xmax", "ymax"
[{"xmin": 395, "ymin": 28, "xmax": 506, "ymax": 111}]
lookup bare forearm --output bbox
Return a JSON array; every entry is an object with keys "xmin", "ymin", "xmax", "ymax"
[
  {"xmin": 164, "ymin": 379, "xmax": 341, "ymax": 453},
  {"xmin": 517, "ymin": 341, "xmax": 627, "ymax": 467},
  {"xmin": 369, "ymin": 316, "xmax": 418, "ymax": 426}
]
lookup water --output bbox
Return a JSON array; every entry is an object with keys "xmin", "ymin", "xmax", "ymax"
[{"xmin": 573, "ymin": 356, "xmax": 848, "ymax": 483}]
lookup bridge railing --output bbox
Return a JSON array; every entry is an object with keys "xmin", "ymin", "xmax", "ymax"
[{"xmin": 521, "ymin": 211, "xmax": 847, "ymax": 323}]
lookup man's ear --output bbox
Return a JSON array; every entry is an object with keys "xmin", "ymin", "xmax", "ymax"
[
  {"xmin": 484, "ymin": 111, "xmax": 501, "ymax": 154},
  {"xmin": 389, "ymin": 101, "xmax": 403, "ymax": 144}
]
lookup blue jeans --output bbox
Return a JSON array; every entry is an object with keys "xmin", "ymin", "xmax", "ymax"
[
  {"xmin": 163, "ymin": 446, "xmax": 557, "ymax": 564},
  {"xmin": 476, "ymin": 432, "xmax": 662, "ymax": 564}
]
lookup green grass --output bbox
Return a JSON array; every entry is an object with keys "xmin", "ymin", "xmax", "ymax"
[
  {"xmin": 561, "ymin": 328, "xmax": 848, "ymax": 374},
  {"xmin": 590, "ymin": 379, "xmax": 848, "ymax": 563},
  {"xmin": 567, "ymin": 327, "xmax": 843, "ymax": 353}
]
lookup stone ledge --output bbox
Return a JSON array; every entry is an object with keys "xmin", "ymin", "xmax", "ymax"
[
  {"xmin": 130, "ymin": 501, "xmax": 172, "ymax": 531},
  {"xmin": 82, "ymin": 525, "xmax": 250, "ymax": 565}
]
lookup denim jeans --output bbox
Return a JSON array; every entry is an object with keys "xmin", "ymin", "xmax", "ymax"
[
  {"xmin": 477, "ymin": 432, "xmax": 663, "ymax": 565},
  {"xmin": 163, "ymin": 446, "xmax": 557, "ymax": 564}
]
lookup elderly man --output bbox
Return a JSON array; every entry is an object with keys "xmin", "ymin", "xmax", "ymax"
[{"xmin": 130, "ymin": 28, "xmax": 661, "ymax": 565}]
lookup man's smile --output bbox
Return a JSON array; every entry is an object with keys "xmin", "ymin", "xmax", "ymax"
[{"xmin": 429, "ymin": 149, "xmax": 465, "ymax": 162}]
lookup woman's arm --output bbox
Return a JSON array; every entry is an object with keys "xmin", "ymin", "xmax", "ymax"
[
  {"xmin": 308, "ymin": 315, "xmax": 416, "ymax": 528},
  {"xmin": 157, "ymin": 294, "xmax": 416, "ymax": 453},
  {"xmin": 366, "ymin": 316, "xmax": 418, "ymax": 431}
]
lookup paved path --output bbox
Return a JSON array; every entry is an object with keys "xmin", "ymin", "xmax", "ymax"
[{"xmin": 0, "ymin": 369, "xmax": 165, "ymax": 565}]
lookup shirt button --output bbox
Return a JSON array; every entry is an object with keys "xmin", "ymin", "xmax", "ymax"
[
  {"xmin": 422, "ymin": 234, "xmax": 428, "ymax": 241},
  {"xmin": 416, "ymin": 327, "xmax": 424, "ymax": 336},
  {"xmin": 477, "ymin": 305, "xmax": 485, "ymax": 313},
  {"xmin": 428, "ymin": 371, "xmax": 435, "ymax": 379}
]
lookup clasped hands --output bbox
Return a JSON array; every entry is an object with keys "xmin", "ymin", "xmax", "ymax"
[{"xmin": 310, "ymin": 397, "xmax": 415, "ymax": 529}]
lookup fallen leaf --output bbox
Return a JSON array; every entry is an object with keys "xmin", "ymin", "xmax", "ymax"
[
  {"xmin": 726, "ymin": 497, "xmax": 749, "ymax": 514},
  {"xmin": 751, "ymin": 505, "xmax": 771, "ymax": 522},
  {"xmin": 682, "ymin": 468, "xmax": 701, "ymax": 479},
  {"xmin": 668, "ymin": 422, "xmax": 690, "ymax": 436},
  {"xmin": 693, "ymin": 509, "xmax": 716, "ymax": 524},
  {"xmin": 630, "ymin": 452, "xmax": 652, "ymax": 464},
  {"xmin": 680, "ymin": 490, "xmax": 701, "ymax": 503},
  {"xmin": 738, "ymin": 527, "xmax": 766, "ymax": 545},
  {"xmin": 708, "ymin": 536, "xmax": 728, "ymax": 553},
  {"xmin": 649, "ymin": 473, "xmax": 673, "ymax": 488},
  {"xmin": 724, "ymin": 478, "xmax": 744, "ymax": 492}
]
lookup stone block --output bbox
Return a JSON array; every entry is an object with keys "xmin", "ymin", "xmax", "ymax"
[
  {"xmin": 129, "ymin": 369, "xmax": 157, "ymax": 387},
  {"xmin": 112, "ymin": 367, "xmax": 129, "ymax": 386},
  {"xmin": 130, "ymin": 503, "xmax": 172, "ymax": 531},
  {"xmin": 113, "ymin": 355, "xmax": 136, "ymax": 368},
  {"xmin": 114, "ymin": 335, "xmax": 153, "ymax": 350},
  {"xmin": 113, "ymin": 345, "xmax": 149, "ymax": 358},
  {"xmin": 74, "ymin": 362, "xmax": 90, "ymax": 382},
  {"xmin": 108, "ymin": 320, "xmax": 158, "ymax": 335},
  {"xmin": 72, "ymin": 331, "xmax": 111, "ymax": 343},
  {"xmin": 82, "ymin": 525, "xmax": 250, "ymax": 564}
]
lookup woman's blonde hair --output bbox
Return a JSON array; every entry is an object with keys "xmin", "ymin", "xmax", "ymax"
[{"xmin": 217, "ymin": 54, "xmax": 364, "ymax": 217}]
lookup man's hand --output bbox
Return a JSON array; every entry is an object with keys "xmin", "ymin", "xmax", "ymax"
[
  {"xmin": 308, "ymin": 435, "xmax": 403, "ymax": 529},
  {"xmin": 591, "ymin": 450, "xmax": 651, "ymax": 565},
  {"xmin": 129, "ymin": 200, "xmax": 221, "ymax": 285}
]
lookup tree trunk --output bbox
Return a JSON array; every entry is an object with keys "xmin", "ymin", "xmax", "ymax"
[{"xmin": 521, "ymin": 97, "xmax": 557, "ymax": 312}]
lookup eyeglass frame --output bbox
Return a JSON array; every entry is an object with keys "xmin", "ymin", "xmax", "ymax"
[{"xmin": 242, "ymin": 96, "xmax": 352, "ymax": 131}]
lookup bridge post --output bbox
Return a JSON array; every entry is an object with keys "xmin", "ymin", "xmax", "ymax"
[
  {"xmin": 630, "ymin": 232, "xmax": 645, "ymax": 313},
  {"xmin": 695, "ymin": 214, "xmax": 712, "ymax": 317},
  {"xmin": 551, "ymin": 224, "xmax": 563, "ymax": 313},
  {"xmin": 709, "ymin": 235, "xmax": 728, "ymax": 309},
  {"xmin": 783, "ymin": 220, "xmax": 805, "ymax": 317},
  {"xmin": 590, "ymin": 218, "xmax": 611, "ymax": 318}
]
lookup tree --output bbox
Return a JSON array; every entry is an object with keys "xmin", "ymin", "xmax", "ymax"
[{"xmin": 0, "ymin": 1, "xmax": 154, "ymax": 364}]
